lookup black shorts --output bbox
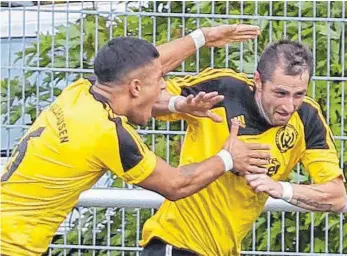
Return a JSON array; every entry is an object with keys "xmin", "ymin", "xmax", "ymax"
[{"xmin": 141, "ymin": 238, "xmax": 198, "ymax": 256}]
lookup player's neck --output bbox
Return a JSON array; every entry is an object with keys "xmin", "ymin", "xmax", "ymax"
[
  {"xmin": 92, "ymin": 83, "xmax": 130, "ymax": 117},
  {"xmin": 254, "ymin": 93, "xmax": 273, "ymax": 125}
]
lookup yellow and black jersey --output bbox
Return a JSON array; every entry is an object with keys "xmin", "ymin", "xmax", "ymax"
[
  {"xmin": 141, "ymin": 68, "xmax": 343, "ymax": 256},
  {"xmin": 0, "ymin": 78, "xmax": 157, "ymax": 256}
]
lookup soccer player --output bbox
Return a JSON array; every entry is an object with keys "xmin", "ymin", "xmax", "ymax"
[
  {"xmin": 141, "ymin": 39, "xmax": 347, "ymax": 255},
  {"xmin": 0, "ymin": 25, "xmax": 266, "ymax": 256}
]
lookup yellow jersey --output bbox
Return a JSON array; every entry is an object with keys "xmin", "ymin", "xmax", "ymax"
[
  {"xmin": 141, "ymin": 68, "xmax": 343, "ymax": 255},
  {"xmin": 1, "ymin": 78, "xmax": 157, "ymax": 256}
]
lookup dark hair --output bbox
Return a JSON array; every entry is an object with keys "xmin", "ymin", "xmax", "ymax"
[
  {"xmin": 256, "ymin": 40, "xmax": 313, "ymax": 83},
  {"xmin": 94, "ymin": 37, "xmax": 159, "ymax": 84}
]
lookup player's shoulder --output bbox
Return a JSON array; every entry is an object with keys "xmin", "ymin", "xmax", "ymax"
[
  {"xmin": 175, "ymin": 67, "xmax": 254, "ymax": 86},
  {"xmin": 169, "ymin": 68, "xmax": 255, "ymax": 97},
  {"xmin": 297, "ymin": 96, "xmax": 324, "ymax": 124}
]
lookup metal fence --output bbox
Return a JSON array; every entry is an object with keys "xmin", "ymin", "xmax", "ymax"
[{"xmin": 1, "ymin": 1, "xmax": 346, "ymax": 255}]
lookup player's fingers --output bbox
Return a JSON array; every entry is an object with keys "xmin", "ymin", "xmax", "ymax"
[
  {"xmin": 208, "ymin": 95, "xmax": 224, "ymax": 106},
  {"xmin": 202, "ymin": 91, "xmax": 219, "ymax": 101},
  {"xmin": 229, "ymin": 118, "xmax": 240, "ymax": 137},
  {"xmin": 246, "ymin": 165, "xmax": 268, "ymax": 174},
  {"xmin": 207, "ymin": 111, "xmax": 223, "ymax": 123},
  {"xmin": 245, "ymin": 174, "xmax": 260, "ymax": 183},
  {"xmin": 254, "ymin": 185, "xmax": 268, "ymax": 193},
  {"xmin": 232, "ymin": 24, "xmax": 260, "ymax": 33},
  {"xmin": 186, "ymin": 94, "xmax": 194, "ymax": 104},
  {"xmin": 193, "ymin": 92, "xmax": 206, "ymax": 103},
  {"xmin": 249, "ymin": 151, "xmax": 272, "ymax": 159},
  {"xmin": 249, "ymin": 158, "xmax": 269, "ymax": 166},
  {"xmin": 248, "ymin": 143, "xmax": 271, "ymax": 150}
]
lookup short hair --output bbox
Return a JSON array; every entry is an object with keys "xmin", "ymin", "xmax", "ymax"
[
  {"xmin": 94, "ymin": 37, "xmax": 160, "ymax": 84},
  {"xmin": 256, "ymin": 40, "xmax": 313, "ymax": 83}
]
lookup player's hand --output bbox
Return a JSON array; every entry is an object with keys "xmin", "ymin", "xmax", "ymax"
[
  {"xmin": 223, "ymin": 118, "xmax": 272, "ymax": 175},
  {"xmin": 175, "ymin": 91, "xmax": 224, "ymax": 122},
  {"xmin": 202, "ymin": 24, "xmax": 260, "ymax": 47},
  {"xmin": 245, "ymin": 174, "xmax": 283, "ymax": 198}
]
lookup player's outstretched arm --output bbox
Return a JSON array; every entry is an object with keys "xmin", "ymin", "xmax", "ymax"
[
  {"xmin": 245, "ymin": 174, "xmax": 346, "ymax": 212},
  {"xmin": 138, "ymin": 119, "xmax": 271, "ymax": 201},
  {"xmin": 158, "ymin": 24, "xmax": 260, "ymax": 75}
]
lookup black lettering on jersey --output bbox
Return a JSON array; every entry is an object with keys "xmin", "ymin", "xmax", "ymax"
[
  {"xmin": 297, "ymin": 101, "xmax": 330, "ymax": 149},
  {"xmin": 50, "ymin": 103, "xmax": 69, "ymax": 143},
  {"xmin": 113, "ymin": 117, "xmax": 143, "ymax": 172},
  {"xmin": 1, "ymin": 127, "xmax": 45, "ymax": 182},
  {"xmin": 267, "ymin": 158, "xmax": 281, "ymax": 176},
  {"xmin": 275, "ymin": 124, "xmax": 298, "ymax": 153}
]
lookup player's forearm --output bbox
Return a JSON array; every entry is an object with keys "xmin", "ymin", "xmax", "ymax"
[
  {"xmin": 288, "ymin": 179, "xmax": 346, "ymax": 212},
  {"xmin": 169, "ymin": 156, "xmax": 226, "ymax": 200},
  {"xmin": 157, "ymin": 35, "xmax": 197, "ymax": 75}
]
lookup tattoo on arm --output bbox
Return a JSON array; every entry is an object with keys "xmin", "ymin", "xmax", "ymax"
[
  {"xmin": 292, "ymin": 197, "xmax": 333, "ymax": 211},
  {"xmin": 179, "ymin": 164, "xmax": 198, "ymax": 177}
]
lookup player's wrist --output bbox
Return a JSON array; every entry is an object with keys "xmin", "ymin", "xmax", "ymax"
[
  {"xmin": 279, "ymin": 182, "xmax": 293, "ymax": 202},
  {"xmin": 189, "ymin": 28, "xmax": 206, "ymax": 49},
  {"xmin": 216, "ymin": 149, "xmax": 234, "ymax": 172},
  {"xmin": 168, "ymin": 96, "xmax": 185, "ymax": 113}
]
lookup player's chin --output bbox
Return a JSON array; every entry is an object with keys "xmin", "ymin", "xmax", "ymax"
[
  {"xmin": 138, "ymin": 115, "xmax": 152, "ymax": 126},
  {"xmin": 273, "ymin": 119, "xmax": 290, "ymax": 126}
]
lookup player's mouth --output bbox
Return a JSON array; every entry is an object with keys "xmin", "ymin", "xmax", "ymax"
[{"xmin": 276, "ymin": 111, "xmax": 290, "ymax": 117}]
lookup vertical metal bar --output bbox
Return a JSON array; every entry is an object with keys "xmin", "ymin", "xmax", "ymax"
[
  {"xmin": 124, "ymin": 1, "xmax": 128, "ymax": 36},
  {"xmin": 81, "ymin": 0, "xmax": 85, "ymax": 71},
  {"xmin": 252, "ymin": 221, "xmax": 256, "ymax": 252},
  {"xmin": 21, "ymin": 5, "xmax": 26, "ymax": 138},
  {"xmin": 78, "ymin": 208, "xmax": 82, "ymax": 256},
  {"xmin": 296, "ymin": 208, "xmax": 300, "ymax": 253},
  {"xmin": 281, "ymin": 212, "xmax": 285, "ymax": 253},
  {"xmin": 51, "ymin": 1, "xmax": 55, "ymax": 101},
  {"xmin": 284, "ymin": 0, "xmax": 287, "ymax": 36},
  {"xmin": 210, "ymin": 1, "xmax": 215, "ymax": 68},
  {"xmin": 312, "ymin": 0, "xmax": 316, "ymax": 99},
  {"xmin": 310, "ymin": 212, "xmax": 315, "ymax": 254},
  {"xmin": 136, "ymin": 208, "xmax": 141, "ymax": 256},
  {"xmin": 225, "ymin": 1, "xmax": 230, "ymax": 68},
  {"xmin": 325, "ymin": 2, "xmax": 331, "ymax": 252},
  {"xmin": 138, "ymin": 1, "xmax": 142, "ymax": 38},
  {"xmin": 269, "ymin": 1, "xmax": 272, "ymax": 42},
  {"xmin": 181, "ymin": 1, "xmax": 186, "ymax": 71},
  {"xmin": 36, "ymin": 1, "xmax": 41, "ymax": 119},
  {"xmin": 267, "ymin": 211, "xmax": 271, "ymax": 251},
  {"xmin": 109, "ymin": 1, "xmax": 113, "ymax": 41},
  {"xmin": 240, "ymin": 0, "xmax": 244, "ymax": 70},
  {"xmin": 92, "ymin": 208, "xmax": 96, "ymax": 256},
  {"xmin": 298, "ymin": 1, "xmax": 302, "ymax": 41},
  {"xmin": 196, "ymin": 1, "xmax": 200, "ymax": 72},
  {"xmin": 6, "ymin": 2, "xmax": 12, "ymax": 162},
  {"xmin": 121, "ymin": 208, "xmax": 125, "ymax": 256},
  {"xmin": 106, "ymin": 210, "xmax": 111, "ymax": 256},
  {"xmin": 95, "ymin": 1, "xmax": 99, "ymax": 55}
]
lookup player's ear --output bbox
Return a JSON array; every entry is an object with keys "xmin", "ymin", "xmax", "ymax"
[
  {"xmin": 253, "ymin": 71, "xmax": 263, "ymax": 91},
  {"xmin": 129, "ymin": 79, "xmax": 142, "ymax": 98}
]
